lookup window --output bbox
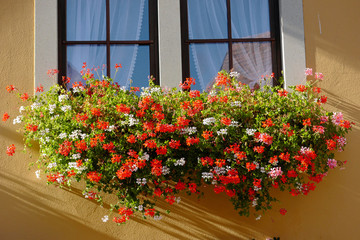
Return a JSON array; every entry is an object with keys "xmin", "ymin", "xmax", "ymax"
[
  {"xmin": 35, "ymin": 0, "xmax": 306, "ymax": 91},
  {"xmin": 58, "ymin": 0, "xmax": 159, "ymax": 88},
  {"xmin": 181, "ymin": 0, "xmax": 281, "ymax": 91}
]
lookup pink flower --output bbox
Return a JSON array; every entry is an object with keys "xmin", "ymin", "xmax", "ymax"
[
  {"xmin": 305, "ymin": 68, "xmax": 313, "ymax": 76},
  {"xmin": 319, "ymin": 116, "xmax": 329, "ymax": 124},
  {"xmin": 259, "ymin": 133, "xmax": 273, "ymax": 145},
  {"xmin": 315, "ymin": 72, "xmax": 324, "ymax": 80},
  {"xmin": 312, "ymin": 125, "xmax": 325, "ymax": 134},
  {"xmin": 332, "ymin": 112, "xmax": 344, "ymax": 125},
  {"xmin": 269, "ymin": 167, "xmax": 283, "ymax": 179},
  {"xmin": 327, "ymin": 159, "xmax": 337, "ymax": 169},
  {"xmin": 337, "ymin": 136, "xmax": 347, "ymax": 147}
]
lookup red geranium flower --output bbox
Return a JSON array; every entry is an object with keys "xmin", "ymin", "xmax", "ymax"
[
  {"xmin": 175, "ymin": 181, "xmax": 186, "ymax": 191},
  {"xmin": 144, "ymin": 139, "xmax": 157, "ymax": 149},
  {"xmin": 188, "ymin": 183, "xmax": 197, "ymax": 193},
  {"xmin": 127, "ymin": 135, "xmax": 136, "ymax": 144},
  {"xmin": 279, "ymin": 208, "xmax": 287, "ymax": 215},
  {"xmin": 20, "ymin": 93, "xmax": 29, "ymax": 101},
  {"xmin": 6, "ymin": 85, "xmax": 15, "ymax": 93},
  {"xmin": 169, "ymin": 139, "xmax": 181, "ymax": 149},
  {"xmin": 87, "ymin": 171, "xmax": 102, "ymax": 183},
  {"xmin": 6, "ymin": 144, "xmax": 16, "ymax": 156},
  {"xmin": 2, "ymin": 112, "xmax": 10, "ymax": 122},
  {"xmin": 57, "ymin": 140, "xmax": 72, "ymax": 156},
  {"xmin": 295, "ymin": 85, "xmax": 307, "ymax": 92},
  {"xmin": 277, "ymin": 89, "xmax": 288, "ymax": 96},
  {"xmin": 221, "ymin": 117, "xmax": 232, "ymax": 126}
]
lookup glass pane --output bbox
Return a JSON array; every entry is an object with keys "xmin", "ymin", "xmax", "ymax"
[
  {"xmin": 110, "ymin": 0, "xmax": 149, "ymax": 40},
  {"xmin": 67, "ymin": 45, "xmax": 106, "ymax": 87},
  {"xmin": 67, "ymin": 0, "xmax": 106, "ymax": 41},
  {"xmin": 189, "ymin": 43, "xmax": 228, "ymax": 92},
  {"xmin": 231, "ymin": 0, "xmax": 270, "ymax": 38},
  {"xmin": 110, "ymin": 45, "xmax": 150, "ymax": 88},
  {"xmin": 226, "ymin": 42, "xmax": 272, "ymax": 88},
  {"xmin": 188, "ymin": 0, "xmax": 227, "ymax": 39}
]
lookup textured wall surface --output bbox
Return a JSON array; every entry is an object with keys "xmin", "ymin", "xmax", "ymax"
[{"xmin": 0, "ymin": 0, "xmax": 359, "ymax": 239}]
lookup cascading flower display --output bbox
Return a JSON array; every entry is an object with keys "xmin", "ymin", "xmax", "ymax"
[{"xmin": 3, "ymin": 66, "xmax": 353, "ymax": 225}]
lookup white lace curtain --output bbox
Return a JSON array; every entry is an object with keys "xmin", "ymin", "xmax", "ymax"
[
  {"xmin": 66, "ymin": 0, "xmax": 146, "ymax": 87},
  {"xmin": 188, "ymin": 0, "xmax": 273, "ymax": 91}
]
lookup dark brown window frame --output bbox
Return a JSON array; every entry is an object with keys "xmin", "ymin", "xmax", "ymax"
[
  {"xmin": 58, "ymin": 0, "xmax": 159, "ymax": 85},
  {"xmin": 180, "ymin": 0, "xmax": 282, "ymax": 86}
]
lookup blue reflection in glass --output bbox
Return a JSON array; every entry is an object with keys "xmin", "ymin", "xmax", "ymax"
[
  {"xmin": 67, "ymin": 45, "xmax": 107, "ymax": 87},
  {"xmin": 110, "ymin": 45, "xmax": 150, "ymax": 88},
  {"xmin": 189, "ymin": 43, "xmax": 228, "ymax": 92},
  {"xmin": 110, "ymin": 0, "xmax": 149, "ymax": 40},
  {"xmin": 231, "ymin": 0, "xmax": 270, "ymax": 38},
  {"xmin": 188, "ymin": 0, "xmax": 227, "ymax": 39},
  {"xmin": 67, "ymin": 0, "xmax": 106, "ymax": 41}
]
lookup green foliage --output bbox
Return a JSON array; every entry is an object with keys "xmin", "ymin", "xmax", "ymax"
[{"xmin": 9, "ymin": 70, "xmax": 352, "ymax": 224}]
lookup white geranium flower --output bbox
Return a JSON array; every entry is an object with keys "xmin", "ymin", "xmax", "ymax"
[
  {"xmin": 58, "ymin": 94, "xmax": 68, "ymax": 102},
  {"xmin": 217, "ymin": 129, "xmax": 228, "ymax": 135},
  {"xmin": 101, "ymin": 215, "xmax": 109, "ymax": 222},
  {"xmin": 31, "ymin": 102, "xmax": 41, "ymax": 110},
  {"xmin": 162, "ymin": 166, "xmax": 170, "ymax": 175},
  {"xmin": 19, "ymin": 106, "xmax": 25, "ymax": 113},
  {"xmin": 128, "ymin": 115, "xmax": 139, "ymax": 126},
  {"xmin": 70, "ymin": 153, "xmax": 81, "ymax": 160},
  {"xmin": 47, "ymin": 162, "xmax": 57, "ymax": 169},
  {"xmin": 58, "ymin": 133, "xmax": 67, "ymax": 139},
  {"xmin": 229, "ymin": 71, "xmax": 240, "ymax": 78},
  {"xmin": 48, "ymin": 104, "xmax": 56, "ymax": 114},
  {"xmin": 230, "ymin": 101, "xmax": 242, "ymax": 107},
  {"xmin": 203, "ymin": 117, "xmax": 216, "ymax": 125},
  {"xmin": 35, "ymin": 170, "xmax": 41, "ymax": 179},
  {"xmin": 61, "ymin": 105, "xmax": 71, "ymax": 112},
  {"xmin": 13, "ymin": 115, "xmax": 23, "ymax": 124},
  {"xmin": 246, "ymin": 128, "xmax": 257, "ymax": 136},
  {"xmin": 174, "ymin": 158, "xmax": 185, "ymax": 166},
  {"xmin": 201, "ymin": 172, "xmax": 213, "ymax": 179},
  {"xmin": 140, "ymin": 152, "xmax": 150, "ymax": 161}
]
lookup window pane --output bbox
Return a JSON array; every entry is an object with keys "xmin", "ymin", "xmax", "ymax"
[
  {"xmin": 67, "ymin": 45, "xmax": 107, "ymax": 87},
  {"xmin": 231, "ymin": 0, "xmax": 270, "ymax": 38},
  {"xmin": 223, "ymin": 42, "xmax": 272, "ymax": 88},
  {"xmin": 110, "ymin": 45, "xmax": 150, "ymax": 88},
  {"xmin": 189, "ymin": 43, "xmax": 228, "ymax": 92},
  {"xmin": 110, "ymin": 0, "xmax": 149, "ymax": 40},
  {"xmin": 188, "ymin": 0, "xmax": 227, "ymax": 39},
  {"xmin": 67, "ymin": 0, "xmax": 106, "ymax": 41}
]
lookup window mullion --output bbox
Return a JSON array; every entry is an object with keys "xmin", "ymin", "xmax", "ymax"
[
  {"xmin": 58, "ymin": 0, "xmax": 67, "ymax": 84},
  {"xmin": 226, "ymin": 0, "xmax": 233, "ymax": 70},
  {"xmin": 149, "ymin": 0, "xmax": 159, "ymax": 85},
  {"xmin": 269, "ymin": 0, "xmax": 282, "ymax": 86},
  {"xmin": 180, "ymin": 0, "xmax": 190, "ymax": 82},
  {"xmin": 106, "ymin": 0, "xmax": 111, "ymax": 77}
]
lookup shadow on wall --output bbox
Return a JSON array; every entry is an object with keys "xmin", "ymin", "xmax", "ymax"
[
  {"xmin": 0, "ymin": 169, "xmax": 275, "ymax": 240},
  {"xmin": 126, "ymin": 188, "xmax": 272, "ymax": 240},
  {"xmin": 303, "ymin": 0, "xmax": 360, "ymax": 73},
  {"xmin": 322, "ymin": 89, "xmax": 360, "ymax": 125},
  {"xmin": 0, "ymin": 171, "xmax": 118, "ymax": 240},
  {"xmin": 0, "ymin": 117, "xmax": 275, "ymax": 239}
]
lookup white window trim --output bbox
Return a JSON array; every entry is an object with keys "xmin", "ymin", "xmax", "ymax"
[
  {"xmin": 35, "ymin": 0, "xmax": 58, "ymax": 92},
  {"xmin": 35, "ymin": 0, "xmax": 306, "ymax": 91},
  {"xmin": 279, "ymin": 0, "xmax": 306, "ymax": 89}
]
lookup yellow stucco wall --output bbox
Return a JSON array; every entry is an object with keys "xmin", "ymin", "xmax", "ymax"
[{"xmin": 0, "ymin": 0, "xmax": 359, "ymax": 239}]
